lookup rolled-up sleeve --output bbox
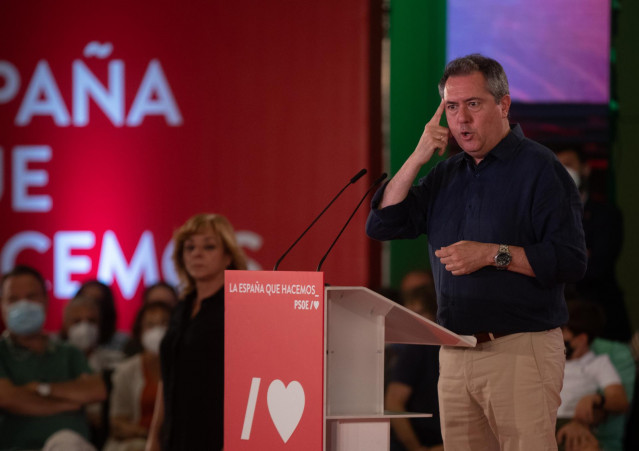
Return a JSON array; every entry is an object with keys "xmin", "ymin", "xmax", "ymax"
[
  {"xmin": 524, "ymin": 160, "xmax": 587, "ymax": 287},
  {"xmin": 366, "ymin": 179, "xmax": 430, "ymax": 241}
]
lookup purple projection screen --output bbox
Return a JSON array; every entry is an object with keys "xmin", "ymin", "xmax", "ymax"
[{"xmin": 447, "ymin": 0, "xmax": 610, "ymax": 104}]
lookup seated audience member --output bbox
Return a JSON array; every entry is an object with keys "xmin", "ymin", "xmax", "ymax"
[
  {"xmin": 402, "ymin": 284, "xmax": 437, "ymax": 318},
  {"xmin": 123, "ymin": 282, "xmax": 178, "ymax": 357},
  {"xmin": 556, "ymin": 147, "xmax": 631, "ymax": 342},
  {"xmin": 385, "ymin": 285, "xmax": 443, "ymax": 451},
  {"xmin": 104, "ymin": 302, "xmax": 171, "ymax": 451},
  {"xmin": 399, "ymin": 269, "xmax": 433, "ymax": 301},
  {"xmin": 556, "ymin": 299, "xmax": 629, "ymax": 450},
  {"xmin": 61, "ymin": 295, "xmax": 125, "ymax": 373},
  {"xmin": 590, "ymin": 335, "xmax": 635, "ymax": 451},
  {"xmin": 75, "ymin": 280, "xmax": 129, "ymax": 353},
  {"xmin": 0, "ymin": 265, "xmax": 106, "ymax": 450},
  {"xmin": 625, "ymin": 330, "xmax": 639, "ymax": 450},
  {"xmin": 142, "ymin": 282, "xmax": 178, "ymax": 308},
  {"xmin": 60, "ymin": 294, "xmax": 125, "ymax": 448}
]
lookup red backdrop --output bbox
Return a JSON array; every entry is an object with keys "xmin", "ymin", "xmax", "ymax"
[{"xmin": 0, "ymin": 1, "xmax": 379, "ymax": 331}]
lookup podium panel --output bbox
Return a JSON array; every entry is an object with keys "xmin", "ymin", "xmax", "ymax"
[{"xmin": 225, "ymin": 270, "xmax": 325, "ymax": 450}]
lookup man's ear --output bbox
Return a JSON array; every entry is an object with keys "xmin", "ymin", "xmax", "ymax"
[{"xmin": 499, "ymin": 94, "xmax": 511, "ymax": 118}]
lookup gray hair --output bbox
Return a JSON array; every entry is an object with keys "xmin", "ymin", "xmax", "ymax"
[{"xmin": 438, "ymin": 54, "xmax": 510, "ymax": 103}]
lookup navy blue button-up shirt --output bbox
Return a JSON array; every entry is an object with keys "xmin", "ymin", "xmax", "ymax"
[{"xmin": 366, "ymin": 124, "xmax": 587, "ymax": 335}]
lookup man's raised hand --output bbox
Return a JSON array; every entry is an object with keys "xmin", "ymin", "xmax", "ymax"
[
  {"xmin": 378, "ymin": 99, "xmax": 450, "ymax": 209},
  {"xmin": 412, "ymin": 100, "xmax": 449, "ymax": 165}
]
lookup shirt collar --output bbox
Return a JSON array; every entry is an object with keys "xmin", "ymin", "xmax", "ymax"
[{"xmin": 461, "ymin": 123, "xmax": 524, "ymax": 165}]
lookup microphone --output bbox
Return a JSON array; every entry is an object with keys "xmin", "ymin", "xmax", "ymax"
[
  {"xmin": 273, "ymin": 168, "xmax": 367, "ymax": 270},
  {"xmin": 316, "ymin": 172, "xmax": 388, "ymax": 272}
]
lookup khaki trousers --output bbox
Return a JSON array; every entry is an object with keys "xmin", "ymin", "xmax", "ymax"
[{"xmin": 438, "ymin": 328, "xmax": 565, "ymax": 451}]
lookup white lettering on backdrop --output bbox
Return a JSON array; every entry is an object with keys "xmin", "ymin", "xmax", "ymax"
[{"xmin": 0, "ymin": 42, "xmax": 262, "ymax": 302}]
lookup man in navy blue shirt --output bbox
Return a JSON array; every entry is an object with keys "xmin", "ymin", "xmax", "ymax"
[{"xmin": 367, "ymin": 54, "xmax": 587, "ymax": 450}]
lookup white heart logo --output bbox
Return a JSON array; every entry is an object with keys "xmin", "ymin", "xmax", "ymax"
[
  {"xmin": 267, "ymin": 380, "xmax": 305, "ymax": 443},
  {"xmin": 313, "ymin": 300, "xmax": 319, "ymax": 310}
]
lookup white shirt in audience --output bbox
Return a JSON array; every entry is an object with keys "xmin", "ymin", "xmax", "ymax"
[{"xmin": 558, "ymin": 350, "xmax": 621, "ymax": 419}]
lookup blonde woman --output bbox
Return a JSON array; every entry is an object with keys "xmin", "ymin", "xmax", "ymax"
[{"xmin": 146, "ymin": 214, "xmax": 247, "ymax": 451}]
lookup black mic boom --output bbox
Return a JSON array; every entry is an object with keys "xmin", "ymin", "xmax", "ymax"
[
  {"xmin": 273, "ymin": 168, "xmax": 367, "ymax": 270},
  {"xmin": 316, "ymin": 172, "xmax": 388, "ymax": 272}
]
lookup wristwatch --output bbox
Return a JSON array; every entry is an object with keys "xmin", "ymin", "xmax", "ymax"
[
  {"xmin": 36, "ymin": 383, "xmax": 51, "ymax": 397},
  {"xmin": 494, "ymin": 244, "xmax": 512, "ymax": 270}
]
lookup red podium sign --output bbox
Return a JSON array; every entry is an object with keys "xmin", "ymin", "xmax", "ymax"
[{"xmin": 225, "ymin": 270, "xmax": 324, "ymax": 449}]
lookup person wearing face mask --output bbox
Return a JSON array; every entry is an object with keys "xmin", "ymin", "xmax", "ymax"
[
  {"xmin": 103, "ymin": 301, "xmax": 172, "ymax": 451},
  {"xmin": 555, "ymin": 147, "xmax": 631, "ymax": 343},
  {"xmin": 75, "ymin": 280, "xmax": 130, "ymax": 354},
  {"xmin": 122, "ymin": 282, "xmax": 179, "ymax": 357},
  {"xmin": 146, "ymin": 213, "xmax": 248, "ymax": 451},
  {"xmin": 58, "ymin": 295, "xmax": 126, "ymax": 448},
  {"xmin": 60, "ymin": 295, "xmax": 125, "ymax": 373},
  {"xmin": 0, "ymin": 265, "xmax": 107, "ymax": 450},
  {"xmin": 556, "ymin": 299, "xmax": 630, "ymax": 451}
]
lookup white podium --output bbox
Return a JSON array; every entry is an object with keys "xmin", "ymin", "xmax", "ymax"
[{"xmin": 324, "ymin": 286, "xmax": 476, "ymax": 451}]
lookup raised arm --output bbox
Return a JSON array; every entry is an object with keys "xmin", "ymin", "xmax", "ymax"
[{"xmin": 380, "ymin": 100, "xmax": 449, "ymax": 208}]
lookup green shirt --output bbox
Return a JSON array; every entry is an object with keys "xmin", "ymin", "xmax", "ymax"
[
  {"xmin": 592, "ymin": 338, "xmax": 636, "ymax": 451},
  {"xmin": 0, "ymin": 333, "xmax": 92, "ymax": 451}
]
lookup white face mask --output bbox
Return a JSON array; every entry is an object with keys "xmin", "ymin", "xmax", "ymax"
[
  {"xmin": 564, "ymin": 166, "xmax": 581, "ymax": 189},
  {"xmin": 141, "ymin": 325, "xmax": 167, "ymax": 355},
  {"xmin": 67, "ymin": 321, "xmax": 99, "ymax": 352}
]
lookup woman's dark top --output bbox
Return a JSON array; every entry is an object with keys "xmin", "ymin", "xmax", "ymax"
[{"xmin": 160, "ymin": 289, "xmax": 224, "ymax": 450}]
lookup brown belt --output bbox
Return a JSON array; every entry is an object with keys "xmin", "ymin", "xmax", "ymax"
[{"xmin": 473, "ymin": 332, "xmax": 513, "ymax": 344}]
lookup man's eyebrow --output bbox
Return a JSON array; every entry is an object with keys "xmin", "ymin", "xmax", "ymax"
[{"xmin": 446, "ymin": 97, "xmax": 483, "ymax": 104}]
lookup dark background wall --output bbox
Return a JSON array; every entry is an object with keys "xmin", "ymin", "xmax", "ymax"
[{"xmin": 614, "ymin": 0, "xmax": 639, "ymax": 332}]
